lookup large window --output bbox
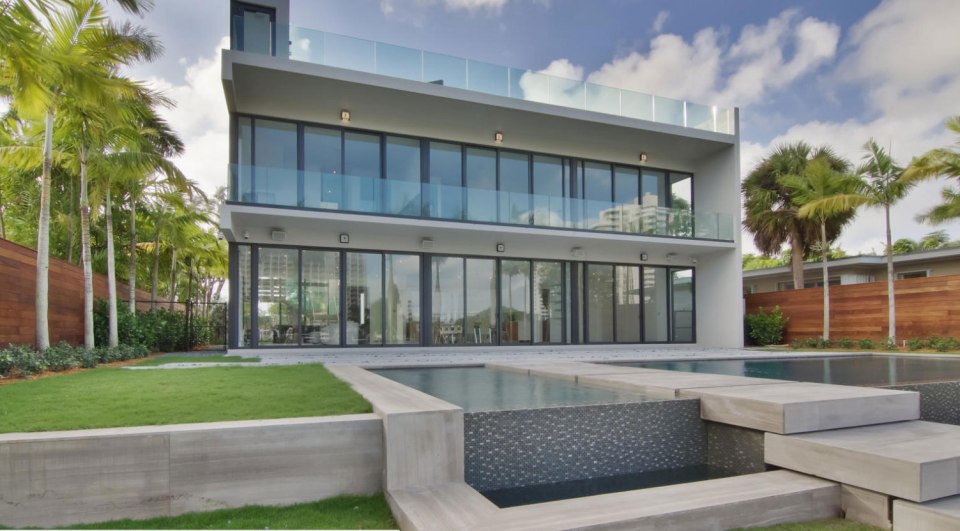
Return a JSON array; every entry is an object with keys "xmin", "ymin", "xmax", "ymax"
[
  {"xmin": 643, "ymin": 267, "xmax": 669, "ymax": 342},
  {"xmin": 427, "ymin": 142, "xmax": 463, "ymax": 220},
  {"xmin": 533, "ymin": 155, "xmax": 564, "ymax": 228},
  {"xmin": 583, "ymin": 162, "xmax": 612, "ymax": 231},
  {"xmin": 499, "ymin": 151, "xmax": 530, "ymax": 225},
  {"xmin": 615, "ymin": 167, "xmax": 640, "ymax": 233},
  {"xmin": 671, "ymin": 269, "xmax": 694, "ymax": 342},
  {"xmin": 615, "ymin": 265, "xmax": 641, "ymax": 342},
  {"xmin": 386, "ymin": 254, "xmax": 421, "ymax": 344},
  {"xmin": 533, "ymin": 261, "xmax": 563, "ymax": 343},
  {"xmin": 258, "ymin": 247, "xmax": 299, "ymax": 345},
  {"xmin": 254, "ymin": 120, "xmax": 298, "ymax": 206},
  {"xmin": 586, "ymin": 264, "xmax": 614, "ymax": 342},
  {"xmin": 432, "ymin": 256, "xmax": 464, "ymax": 344},
  {"xmin": 501, "ymin": 260, "xmax": 532, "ymax": 344},
  {"xmin": 301, "ymin": 250, "xmax": 340, "ymax": 345},
  {"xmin": 466, "ymin": 258, "xmax": 497, "ymax": 344},
  {"xmin": 346, "ymin": 252, "xmax": 383, "ymax": 345},
  {"xmin": 344, "ymin": 132, "xmax": 381, "ymax": 213},
  {"xmin": 239, "ymin": 245, "xmax": 252, "ymax": 347},
  {"xmin": 385, "ymin": 136, "xmax": 421, "ymax": 216},
  {"xmin": 466, "ymin": 147, "xmax": 497, "ymax": 222},
  {"xmin": 304, "ymin": 126, "xmax": 342, "ymax": 209}
]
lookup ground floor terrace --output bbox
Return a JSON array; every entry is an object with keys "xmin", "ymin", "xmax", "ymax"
[{"xmin": 230, "ymin": 243, "xmax": 707, "ymax": 350}]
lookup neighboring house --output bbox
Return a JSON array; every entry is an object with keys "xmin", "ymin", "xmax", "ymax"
[
  {"xmin": 743, "ymin": 247, "xmax": 960, "ymax": 294},
  {"xmin": 219, "ymin": 0, "xmax": 743, "ymax": 350}
]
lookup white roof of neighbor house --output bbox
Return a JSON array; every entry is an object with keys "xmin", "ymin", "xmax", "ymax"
[{"xmin": 743, "ymin": 247, "xmax": 960, "ymax": 279}]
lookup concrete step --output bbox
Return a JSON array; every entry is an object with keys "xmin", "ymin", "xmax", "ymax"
[
  {"xmin": 766, "ymin": 420, "xmax": 960, "ymax": 502},
  {"xmin": 893, "ymin": 495, "xmax": 960, "ymax": 531}
]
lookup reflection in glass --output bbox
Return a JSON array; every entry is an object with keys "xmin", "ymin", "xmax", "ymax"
[
  {"xmin": 254, "ymin": 119, "xmax": 298, "ymax": 206},
  {"xmin": 641, "ymin": 170, "xmax": 667, "ymax": 234},
  {"xmin": 669, "ymin": 173, "xmax": 694, "ymax": 237},
  {"xmin": 237, "ymin": 117, "xmax": 252, "ymax": 202},
  {"xmin": 466, "ymin": 259, "xmax": 497, "ymax": 344},
  {"xmin": 385, "ymin": 254, "xmax": 420, "ymax": 344},
  {"xmin": 615, "ymin": 265, "xmax": 641, "ymax": 342},
  {"xmin": 643, "ymin": 267, "xmax": 669, "ymax": 342},
  {"xmin": 385, "ymin": 136, "xmax": 421, "ymax": 216},
  {"xmin": 615, "ymin": 167, "xmax": 640, "ymax": 233},
  {"xmin": 587, "ymin": 264, "xmax": 614, "ymax": 342},
  {"xmin": 499, "ymin": 151, "xmax": 530, "ymax": 225},
  {"xmin": 241, "ymin": 10, "xmax": 273, "ymax": 55},
  {"xmin": 501, "ymin": 260, "xmax": 531, "ymax": 344},
  {"xmin": 346, "ymin": 252, "xmax": 382, "ymax": 345},
  {"xmin": 532, "ymin": 155, "xmax": 564, "ymax": 228},
  {"xmin": 258, "ymin": 248, "xmax": 299, "ymax": 345},
  {"xmin": 239, "ymin": 245, "xmax": 252, "ymax": 347},
  {"xmin": 428, "ymin": 142, "xmax": 463, "ymax": 220},
  {"xmin": 432, "ymin": 256, "xmax": 464, "ymax": 345},
  {"xmin": 584, "ymin": 162, "xmax": 612, "ymax": 231},
  {"xmin": 304, "ymin": 127, "xmax": 341, "ymax": 209},
  {"xmin": 466, "ymin": 147, "xmax": 497, "ymax": 222},
  {"xmin": 376, "ymin": 43, "xmax": 421, "ymax": 81},
  {"xmin": 672, "ymin": 269, "xmax": 694, "ymax": 342},
  {"xmin": 533, "ymin": 262, "xmax": 562, "ymax": 343},
  {"xmin": 423, "ymin": 51, "xmax": 466, "ymax": 89},
  {"xmin": 344, "ymin": 132, "xmax": 381, "ymax": 213},
  {"xmin": 301, "ymin": 250, "xmax": 340, "ymax": 345}
]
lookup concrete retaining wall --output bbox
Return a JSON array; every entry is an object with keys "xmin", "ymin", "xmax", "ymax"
[{"xmin": 0, "ymin": 415, "xmax": 383, "ymax": 528}]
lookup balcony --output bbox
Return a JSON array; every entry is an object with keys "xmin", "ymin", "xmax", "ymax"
[
  {"xmin": 231, "ymin": 16, "xmax": 735, "ymax": 135},
  {"xmin": 228, "ymin": 164, "xmax": 735, "ymax": 241}
]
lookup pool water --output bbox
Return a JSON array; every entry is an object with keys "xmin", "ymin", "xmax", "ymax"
[
  {"xmin": 480, "ymin": 464, "xmax": 736, "ymax": 508},
  {"xmin": 373, "ymin": 366, "xmax": 658, "ymax": 411},
  {"xmin": 630, "ymin": 355, "xmax": 960, "ymax": 386}
]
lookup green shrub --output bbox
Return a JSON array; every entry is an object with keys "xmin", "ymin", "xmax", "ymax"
[
  {"xmin": 745, "ymin": 306, "xmax": 788, "ymax": 346},
  {"xmin": 858, "ymin": 338, "xmax": 875, "ymax": 349},
  {"xmin": 928, "ymin": 336, "xmax": 960, "ymax": 352},
  {"xmin": 835, "ymin": 338, "xmax": 854, "ymax": 348},
  {"xmin": 42, "ymin": 341, "xmax": 82, "ymax": 372},
  {"xmin": 816, "ymin": 337, "xmax": 832, "ymax": 349},
  {"xmin": 906, "ymin": 337, "xmax": 925, "ymax": 351},
  {"xmin": 4, "ymin": 344, "xmax": 47, "ymax": 376},
  {"xmin": 883, "ymin": 337, "xmax": 898, "ymax": 350},
  {"xmin": 95, "ymin": 299, "xmax": 203, "ymax": 352}
]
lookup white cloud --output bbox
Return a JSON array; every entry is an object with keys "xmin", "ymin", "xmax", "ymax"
[
  {"xmin": 583, "ymin": 9, "xmax": 837, "ymax": 108},
  {"xmin": 144, "ymin": 36, "xmax": 230, "ymax": 196},
  {"xmin": 518, "ymin": 58, "xmax": 584, "ymax": 105},
  {"xmin": 380, "ymin": 0, "xmax": 509, "ymax": 18},
  {"xmin": 651, "ymin": 10, "xmax": 669, "ymax": 33}
]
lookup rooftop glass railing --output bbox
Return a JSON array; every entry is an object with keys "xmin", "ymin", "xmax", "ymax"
[
  {"xmin": 228, "ymin": 164, "xmax": 735, "ymax": 241},
  {"xmin": 231, "ymin": 16, "xmax": 735, "ymax": 135}
]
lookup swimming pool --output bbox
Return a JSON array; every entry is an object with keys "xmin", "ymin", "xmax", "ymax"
[
  {"xmin": 373, "ymin": 366, "xmax": 659, "ymax": 411},
  {"xmin": 627, "ymin": 355, "xmax": 960, "ymax": 387}
]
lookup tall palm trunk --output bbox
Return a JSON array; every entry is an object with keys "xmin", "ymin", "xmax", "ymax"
[
  {"xmin": 168, "ymin": 245, "xmax": 177, "ymax": 311},
  {"xmin": 79, "ymin": 147, "xmax": 95, "ymax": 350},
  {"xmin": 820, "ymin": 220, "xmax": 830, "ymax": 340},
  {"xmin": 790, "ymin": 230, "xmax": 804, "ymax": 290},
  {"xmin": 150, "ymin": 229, "xmax": 159, "ymax": 309},
  {"xmin": 66, "ymin": 177, "xmax": 75, "ymax": 263},
  {"xmin": 128, "ymin": 192, "xmax": 137, "ymax": 315},
  {"xmin": 105, "ymin": 184, "xmax": 119, "ymax": 347},
  {"xmin": 885, "ymin": 204, "xmax": 896, "ymax": 344},
  {"xmin": 35, "ymin": 111, "xmax": 55, "ymax": 350},
  {"xmin": 0, "ymin": 184, "xmax": 7, "ymax": 240}
]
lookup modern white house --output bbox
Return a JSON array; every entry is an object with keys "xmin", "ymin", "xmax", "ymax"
[{"xmin": 220, "ymin": 0, "xmax": 744, "ymax": 350}]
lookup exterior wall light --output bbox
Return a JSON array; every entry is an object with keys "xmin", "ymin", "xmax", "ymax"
[
  {"xmin": 496, "ymin": 243, "xmax": 505, "ymax": 253},
  {"xmin": 339, "ymin": 233, "xmax": 350, "ymax": 244},
  {"xmin": 494, "ymin": 131, "xmax": 504, "ymax": 144},
  {"xmin": 421, "ymin": 238, "xmax": 435, "ymax": 250},
  {"xmin": 571, "ymin": 247, "xmax": 586, "ymax": 260},
  {"xmin": 639, "ymin": 152, "xmax": 648, "ymax": 163},
  {"xmin": 640, "ymin": 252, "xmax": 648, "ymax": 262},
  {"xmin": 340, "ymin": 110, "xmax": 351, "ymax": 123}
]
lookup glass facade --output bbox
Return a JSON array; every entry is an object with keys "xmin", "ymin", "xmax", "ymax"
[
  {"xmin": 233, "ymin": 243, "xmax": 694, "ymax": 348},
  {"xmin": 228, "ymin": 119, "xmax": 736, "ymax": 241}
]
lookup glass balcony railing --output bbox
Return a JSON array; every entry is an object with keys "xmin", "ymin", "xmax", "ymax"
[
  {"xmin": 232, "ymin": 16, "xmax": 735, "ymax": 135},
  {"xmin": 229, "ymin": 164, "xmax": 735, "ymax": 241}
]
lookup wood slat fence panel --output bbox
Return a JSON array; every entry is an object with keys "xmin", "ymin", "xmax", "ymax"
[
  {"xmin": 745, "ymin": 275, "xmax": 960, "ymax": 343},
  {"xmin": 0, "ymin": 238, "xmax": 157, "ymax": 348}
]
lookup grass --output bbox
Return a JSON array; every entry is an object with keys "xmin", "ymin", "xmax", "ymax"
[
  {"xmin": 135, "ymin": 355, "xmax": 261, "ymax": 366},
  {"xmin": 57, "ymin": 495, "xmax": 396, "ymax": 530},
  {"xmin": 0, "ymin": 364, "xmax": 371, "ymax": 433},
  {"xmin": 741, "ymin": 519, "xmax": 881, "ymax": 531}
]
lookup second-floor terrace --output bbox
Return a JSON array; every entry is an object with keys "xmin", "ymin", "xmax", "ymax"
[{"xmin": 228, "ymin": 119, "xmax": 735, "ymax": 242}]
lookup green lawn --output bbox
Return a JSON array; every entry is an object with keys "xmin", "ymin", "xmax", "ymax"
[
  {"xmin": 0, "ymin": 364, "xmax": 370, "ymax": 433},
  {"xmin": 742, "ymin": 519, "xmax": 881, "ymax": 531},
  {"xmin": 135, "ymin": 355, "xmax": 261, "ymax": 366},
  {"xmin": 58, "ymin": 495, "xmax": 396, "ymax": 530}
]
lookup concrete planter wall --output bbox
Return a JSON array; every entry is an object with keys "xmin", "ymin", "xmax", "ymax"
[{"xmin": 0, "ymin": 415, "xmax": 383, "ymax": 528}]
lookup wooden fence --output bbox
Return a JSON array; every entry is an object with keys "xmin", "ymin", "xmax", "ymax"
[
  {"xmin": 744, "ymin": 274, "xmax": 960, "ymax": 343},
  {"xmin": 0, "ymin": 238, "xmax": 156, "ymax": 347}
]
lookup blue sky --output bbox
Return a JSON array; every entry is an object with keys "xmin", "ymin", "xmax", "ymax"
[{"xmin": 109, "ymin": 0, "xmax": 959, "ymax": 255}]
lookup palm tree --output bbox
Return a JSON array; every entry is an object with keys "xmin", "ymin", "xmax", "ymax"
[
  {"xmin": 904, "ymin": 115, "xmax": 960, "ymax": 223},
  {"xmin": 1, "ymin": 0, "xmax": 157, "ymax": 349},
  {"xmin": 742, "ymin": 142, "xmax": 855, "ymax": 290},
  {"xmin": 783, "ymin": 159, "xmax": 863, "ymax": 340}
]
